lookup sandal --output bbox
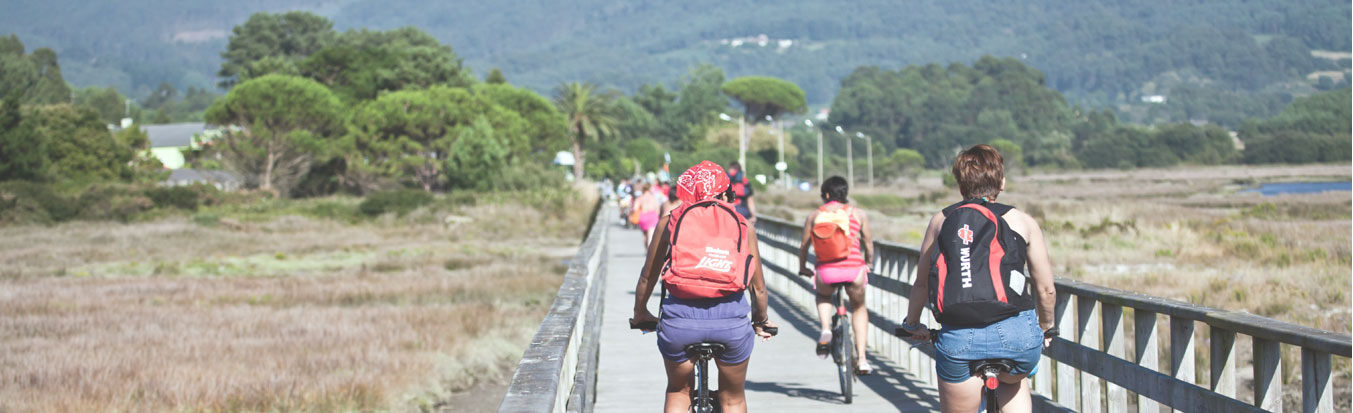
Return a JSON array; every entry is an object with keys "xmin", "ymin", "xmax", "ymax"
[
  {"xmin": 856, "ymin": 360, "xmax": 874, "ymax": 376},
  {"xmin": 815, "ymin": 330, "xmax": 832, "ymax": 359}
]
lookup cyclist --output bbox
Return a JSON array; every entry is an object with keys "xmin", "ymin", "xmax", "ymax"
[
  {"xmin": 796, "ymin": 176, "xmax": 875, "ymax": 375},
  {"xmin": 635, "ymin": 181, "xmax": 664, "ymax": 246},
  {"xmin": 632, "ymin": 160, "xmax": 778, "ymax": 413},
  {"xmin": 900, "ymin": 144, "xmax": 1057, "ymax": 413},
  {"xmin": 726, "ymin": 162, "xmax": 757, "ymax": 223}
]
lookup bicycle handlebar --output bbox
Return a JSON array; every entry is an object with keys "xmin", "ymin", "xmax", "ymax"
[{"xmin": 630, "ymin": 319, "xmax": 778, "ymax": 336}]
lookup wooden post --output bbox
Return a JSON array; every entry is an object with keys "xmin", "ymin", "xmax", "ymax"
[
  {"xmin": 1055, "ymin": 293, "xmax": 1078, "ymax": 409},
  {"xmin": 1301, "ymin": 348, "xmax": 1333, "ymax": 413},
  {"xmin": 1103, "ymin": 304, "xmax": 1127, "ymax": 413},
  {"xmin": 1169, "ymin": 317, "xmax": 1196, "ymax": 412},
  {"xmin": 1133, "ymin": 310, "xmax": 1161, "ymax": 413},
  {"xmin": 1078, "ymin": 298, "xmax": 1103, "ymax": 411},
  {"xmin": 1209, "ymin": 327, "xmax": 1237, "ymax": 398},
  {"xmin": 1252, "ymin": 338, "xmax": 1282, "ymax": 412}
]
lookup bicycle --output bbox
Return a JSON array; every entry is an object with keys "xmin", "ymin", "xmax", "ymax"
[
  {"xmin": 895, "ymin": 324, "xmax": 1057, "ymax": 413},
  {"xmin": 801, "ymin": 269, "xmax": 861, "ymax": 404},
  {"xmin": 630, "ymin": 319, "xmax": 777, "ymax": 413}
]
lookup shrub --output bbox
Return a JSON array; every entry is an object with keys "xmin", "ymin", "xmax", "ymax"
[
  {"xmin": 146, "ymin": 186, "xmax": 204, "ymax": 211},
  {"xmin": 0, "ymin": 181, "xmax": 76, "ymax": 223},
  {"xmin": 359, "ymin": 189, "xmax": 435, "ymax": 216}
]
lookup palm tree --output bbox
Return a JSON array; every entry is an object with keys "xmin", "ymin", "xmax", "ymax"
[{"xmin": 553, "ymin": 82, "xmax": 618, "ymax": 180}]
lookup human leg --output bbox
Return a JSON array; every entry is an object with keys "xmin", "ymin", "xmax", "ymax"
[
  {"xmin": 937, "ymin": 377, "xmax": 984, "ymax": 413},
  {"xmin": 714, "ymin": 358, "xmax": 750, "ymax": 413},
  {"xmin": 996, "ymin": 374, "xmax": 1032, "ymax": 413},
  {"xmin": 662, "ymin": 358, "xmax": 695, "ymax": 413},
  {"xmin": 844, "ymin": 267, "xmax": 869, "ymax": 370}
]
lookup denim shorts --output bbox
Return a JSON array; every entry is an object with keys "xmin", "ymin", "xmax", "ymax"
[{"xmin": 933, "ymin": 309, "xmax": 1043, "ymax": 383}]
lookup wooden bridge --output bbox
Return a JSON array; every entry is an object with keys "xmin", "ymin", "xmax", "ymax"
[{"xmin": 498, "ymin": 207, "xmax": 1350, "ymax": 412}]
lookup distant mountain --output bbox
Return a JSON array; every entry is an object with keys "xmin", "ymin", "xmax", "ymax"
[{"xmin": 2, "ymin": 0, "xmax": 1348, "ymax": 113}]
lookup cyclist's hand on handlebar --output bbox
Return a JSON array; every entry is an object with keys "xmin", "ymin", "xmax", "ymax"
[
  {"xmin": 797, "ymin": 268, "xmax": 814, "ymax": 278},
  {"xmin": 896, "ymin": 322, "xmax": 932, "ymax": 342},
  {"xmin": 630, "ymin": 310, "xmax": 660, "ymax": 332},
  {"xmin": 753, "ymin": 320, "xmax": 778, "ymax": 341}
]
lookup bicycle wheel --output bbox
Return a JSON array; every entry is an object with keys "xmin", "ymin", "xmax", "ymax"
[{"xmin": 837, "ymin": 316, "xmax": 854, "ymax": 404}]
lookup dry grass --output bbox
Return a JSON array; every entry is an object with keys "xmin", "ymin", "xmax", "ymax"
[{"xmin": 0, "ymin": 190, "xmax": 593, "ymax": 412}]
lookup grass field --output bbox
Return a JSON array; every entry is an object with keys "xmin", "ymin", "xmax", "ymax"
[
  {"xmin": 762, "ymin": 163, "xmax": 1351, "ymax": 410},
  {"xmin": 0, "ymin": 188, "xmax": 595, "ymax": 412}
]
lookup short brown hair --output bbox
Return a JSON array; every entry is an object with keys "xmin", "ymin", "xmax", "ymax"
[{"xmin": 951, "ymin": 144, "xmax": 1004, "ymax": 199}]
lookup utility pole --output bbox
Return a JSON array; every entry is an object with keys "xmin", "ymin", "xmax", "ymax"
[
  {"xmin": 837, "ymin": 126, "xmax": 852, "ymax": 188},
  {"xmin": 805, "ymin": 119, "xmax": 822, "ymax": 184},
  {"xmin": 857, "ymin": 132, "xmax": 873, "ymax": 188}
]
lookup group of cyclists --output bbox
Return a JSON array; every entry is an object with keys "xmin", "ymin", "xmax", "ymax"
[{"xmin": 626, "ymin": 144, "xmax": 1059, "ymax": 413}]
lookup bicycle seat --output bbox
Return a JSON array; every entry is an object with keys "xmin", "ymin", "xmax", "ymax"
[
  {"xmin": 969, "ymin": 359, "xmax": 1016, "ymax": 376},
  {"xmin": 685, "ymin": 342, "xmax": 726, "ymax": 358}
]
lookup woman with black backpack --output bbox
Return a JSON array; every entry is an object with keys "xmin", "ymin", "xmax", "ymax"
[{"xmin": 899, "ymin": 144, "xmax": 1058, "ymax": 413}]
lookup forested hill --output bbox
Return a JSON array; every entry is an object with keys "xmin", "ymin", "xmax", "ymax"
[{"xmin": 3, "ymin": 0, "xmax": 1349, "ymax": 116}]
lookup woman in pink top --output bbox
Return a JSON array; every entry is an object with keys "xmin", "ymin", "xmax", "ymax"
[{"xmin": 796, "ymin": 176, "xmax": 875, "ymax": 374}]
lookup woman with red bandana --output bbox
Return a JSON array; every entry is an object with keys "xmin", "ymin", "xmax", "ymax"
[{"xmin": 631, "ymin": 161, "xmax": 778, "ymax": 413}]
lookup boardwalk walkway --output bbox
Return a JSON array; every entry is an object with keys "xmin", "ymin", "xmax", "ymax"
[{"xmin": 593, "ymin": 217, "xmax": 941, "ymax": 412}]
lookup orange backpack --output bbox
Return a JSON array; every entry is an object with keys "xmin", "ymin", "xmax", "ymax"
[{"xmin": 811, "ymin": 205, "xmax": 853, "ymax": 264}]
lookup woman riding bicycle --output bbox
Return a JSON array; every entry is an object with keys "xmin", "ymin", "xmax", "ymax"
[
  {"xmin": 631, "ymin": 161, "xmax": 778, "ymax": 413},
  {"xmin": 901, "ymin": 144, "xmax": 1057, "ymax": 413},
  {"xmin": 796, "ymin": 176, "xmax": 875, "ymax": 375}
]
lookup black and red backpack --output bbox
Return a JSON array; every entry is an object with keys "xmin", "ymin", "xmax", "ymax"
[{"xmin": 927, "ymin": 199, "xmax": 1035, "ymax": 326}]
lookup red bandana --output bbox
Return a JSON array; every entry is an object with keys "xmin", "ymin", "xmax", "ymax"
[{"xmin": 676, "ymin": 161, "xmax": 730, "ymax": 203}]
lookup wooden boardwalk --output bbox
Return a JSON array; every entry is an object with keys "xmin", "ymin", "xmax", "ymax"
[{"xmin": 593, "ymin": 218, "xmax": 942, "ymax": 412}]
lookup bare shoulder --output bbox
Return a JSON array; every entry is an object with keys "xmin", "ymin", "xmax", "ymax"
[
  {"xmin": 927, "ymin": 211, "xmax": 946, "ymax": 230},
  {"xmin": 1001, "ymin": 207, "xmax": 1041, "ymax": 240}
]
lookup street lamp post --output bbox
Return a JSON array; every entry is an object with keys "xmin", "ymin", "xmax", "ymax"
[
  {"xmin": 856, "ymin": 132, "xmax": 873, "ymax": 188},
  {"xmin": 836, "ymin": 125, "xmax": 852, "ymax": 188},
  {"xmin": 805, "ymin": 119, "xmax": 821, "ymax": 184},
  {"xmin": 719, "ymin": 113, "xmax": 747, "ymax": 168}
]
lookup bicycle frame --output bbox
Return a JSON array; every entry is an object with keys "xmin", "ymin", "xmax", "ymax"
[{"xmin": 829, "ymin": 283, "xmax": 855, "ymax": 403}]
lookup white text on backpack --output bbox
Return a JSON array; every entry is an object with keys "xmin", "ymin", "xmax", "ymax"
[
  {"xmin": 694, "ymin": 246, "xmax": 733, "ymax": 273},
  {"xmin": 959, "ymin": 247, "xmax": 973, "ymax": 288}
]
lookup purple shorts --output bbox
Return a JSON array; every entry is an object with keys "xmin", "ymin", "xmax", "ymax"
[{"xmin": 656, "ymin": 317, "xmax": 755, "ymax": 364}]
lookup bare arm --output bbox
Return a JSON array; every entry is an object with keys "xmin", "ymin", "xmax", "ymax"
[
  {"xmin": 747, "ymin": 196, "xmax": 757, "ymax": 220},
  {"xmin": 904, "ymin": 212, "xmax": 946, "ymax": 325},
  {"xmin": 857, "ymin": 208, "xmax": 875, "ymax": 268},
  {"xmin": 633, "ymin": 215, "xmax": 672, "ymax": 318},
  {"xmin": 747, "ymin": 234, "xmax": 770, "ymax": 324},
  {"xmin": 1020, "ymin": 213, "xmax": 1057, "ymax": 332},
  {"xmin": 797, "ymin": 211, "xmax": 818, "ymax": 274}
]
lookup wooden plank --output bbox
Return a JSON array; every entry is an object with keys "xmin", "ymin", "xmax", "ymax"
[
  {"xmin": 1078, "ymin": 298, "xmax": 1103, "ymax": 412},
  {"xmin": 1301, "ymin": 349, "xmax": 1333, "ymax": 413},
  {"xmin": 1104, "ymin": 304, "xmax": 1127, "ymax": 413},
  {"xmin": 1252, "ymin": 338, "xmax": 1282, "ymax": 412},
  {"xmin": 1209, "ymin": 326, "xmax": 1237, "ymax": 398},
  {"xmin": 1043, "ymin": 339, "xmax": 1266, "ymax": 413},
  {"xmin": 1169, "ymin": 316, "xmax": 1196, "ymax": 413},
  {"xmin": 1133, "ymin": 310, "xmax": 1161, "ymax": 413},
  {"xmin": 1055, "ymin": 292, "xmax": 1078, "ymax": 409}
]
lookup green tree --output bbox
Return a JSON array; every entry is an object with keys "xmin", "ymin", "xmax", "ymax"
[
  {"xmin": 472, "ymin": 83, "xmax": 567, "ymax": 158},
  {"xmin": 300, "ymin": 27, "xmax": 473, "ymax": 102},
  {"xmin": 204, "ymin": 74, "xmax": 343, "ymax": 195},
  {"xmin": 553, "ymin": 82, "xmax": 618, "ymax": 179},
  {"xmin": 218, "ymin": 11, "xmax": 336, "ymax": 88},
  {"xmin": 24, "ymin": 104, "xmax": 134, "ymax": 181},
  {"xmin": 485, "ymin": 68, "xmax": 506, "ymax": 84},
  {"xmin": 721, "ymin": 76, "xmax": 807, "ymax": 123},
  {"xmin": 883, "ymin": 148, "xmax": 925, "ymax": 180},
  {"xmin": 0, "ymin": 91, "xmax": 47, "ymax": 181},
  {"xmin": 446, "ymin": 116, "xmax": 509, "ymax": 190},
  {"xmin": 0, "ymin": 35, "xmax": 70, "ymax": 106},
  {"xmin": 73, "ymin": 86, "xmax": 129, "ymax": 125}
]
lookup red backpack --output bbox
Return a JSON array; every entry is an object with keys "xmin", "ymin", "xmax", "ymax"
[{"xmin": 662, "ymin": 199, "xmax": 755, "ymax": 299}]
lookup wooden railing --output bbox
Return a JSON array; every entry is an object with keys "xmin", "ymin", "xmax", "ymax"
[
  {"xmin": 499, "ymin": 203, "xmax": 608, "ymax": 413},
  {"xmin": 753, "ymin": 215, "xmax": 1350, "ymax": 412}
]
